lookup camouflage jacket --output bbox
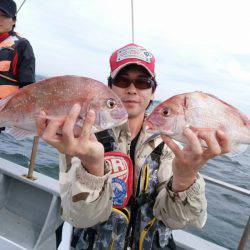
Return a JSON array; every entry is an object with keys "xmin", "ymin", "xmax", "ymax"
[{"xmin": 59, "ymin": 123, "xmax": 207, "ymax": 249}]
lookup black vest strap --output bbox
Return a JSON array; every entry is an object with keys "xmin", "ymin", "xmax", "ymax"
[
  {"xmin": 125, "ymin": 141, "xmax": 165, "ymax": 249},
  {"xmin": 152, "ymin": 141, "xmax": 165, "ymax": 157},
  {"xmin": 95, "ymin": 129, "xmax": 117, "ymax": 152}
]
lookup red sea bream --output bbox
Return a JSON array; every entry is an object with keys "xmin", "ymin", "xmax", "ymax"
[
  {"xmin": 146, "ymin": 91, "xmax": 250, "ymax": 150},
  {"xmin": 0, "ymin": 75, "xmax": 128, "ymax": 139}
]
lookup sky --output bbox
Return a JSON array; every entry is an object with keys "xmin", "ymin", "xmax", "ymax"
[{"xmin": 15, "ymin": 0, "xmax": 250, "ymax": 115}]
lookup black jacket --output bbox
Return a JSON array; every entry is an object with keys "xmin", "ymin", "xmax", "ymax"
[{"xmin": 0, "ymin": 31, "xmax": 35, "ymax": 88}]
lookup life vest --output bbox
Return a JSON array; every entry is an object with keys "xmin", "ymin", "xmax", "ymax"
[
  {"xmin": 0, "ymin": 32, "xmax": 24, "ymax": 99},
  {"xmin": 71, "ymin": 129, "xmax": 176, "ymax": 250}
]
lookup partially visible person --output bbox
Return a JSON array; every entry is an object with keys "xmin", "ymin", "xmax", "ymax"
[
  {"xmin": 0, "ymin": 0, "xmax": 35, "ymax": 133},
  {"xmin": 0, "ymin": 0, "xmax": 35, "ymax": 99}
]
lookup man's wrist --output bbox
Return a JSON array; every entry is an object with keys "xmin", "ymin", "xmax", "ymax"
[
  {"xmin": 81, "ymin": 161, "xmax": 104, "ymax": 176},
  {"xmin": 171, "ymin": 175, "xmax": 197, "ymax": 192}
]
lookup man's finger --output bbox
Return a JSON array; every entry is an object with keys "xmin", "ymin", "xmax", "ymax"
[
  {"xmin": 81, "ymin": 109, "xmax": 96, "ymax": 139},
  {"xmin": 42, "ymin": 119, "xmax": 64, "ymax": 142},
  {"xmin": 62, "ymin": 103, "xmax": 81, "ymax": 141},
  {"xmin": 216, "ymin": 129, "xmax": 231, "ymax": 154},
  {"xmin": 183, "ymin": 128, "xmax": 203, "ymax": 155},
  {"xmin": 161, "ymin": 135, "xmax": 183, "ymax": 159},
  {"xmin": 198, "ymin": 130, "xmax": 221, "ymax": 159}
]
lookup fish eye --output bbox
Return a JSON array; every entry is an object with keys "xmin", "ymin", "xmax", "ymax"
[
  {"xmin": 106, "ymin": 98, "xmax": 116, "ymax": 109},
  {"xmin": 161, "ymin": 108, "xmax": 171, "ymax": 117}
]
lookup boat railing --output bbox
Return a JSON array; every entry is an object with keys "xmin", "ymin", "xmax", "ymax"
[
  {"xmin": 24, "ymin": 138, "xmax": 250, "ymax": 250},
  {"xmin": 202, "ymin": 174, "xmax": 250, "ymax": 250}
]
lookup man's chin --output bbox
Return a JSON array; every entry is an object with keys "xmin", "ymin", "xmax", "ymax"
[{"xmin": 127, "ymin": 110, "xmax": 144, "ymax": 118}]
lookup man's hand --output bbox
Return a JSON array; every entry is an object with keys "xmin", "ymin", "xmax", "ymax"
[
  {"xmin": 162, "ymin": 127, "xmax": 231, "ymax": 192},
  {"xmin": 36, "ymin": 104, "xmax": 105, "ymax": 176}
]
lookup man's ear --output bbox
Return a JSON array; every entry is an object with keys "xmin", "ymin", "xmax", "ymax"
[{"xmin": 12, "ymin": 16, "xmax": 16, "ymax": 25}]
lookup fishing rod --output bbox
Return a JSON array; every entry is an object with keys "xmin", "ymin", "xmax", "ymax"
[
  {"xmin": 131, "ymin": 0, "xmax": 135, "ymax": 43},
  {"xmin": 17, "ymin": 0, "xmax": 27, "ymax": 13}
]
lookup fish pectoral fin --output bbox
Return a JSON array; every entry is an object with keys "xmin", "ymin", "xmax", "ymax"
[
  {"xmin": 5, "ymin": 127, "xmax": 36, "ymax": 140},
  {"xmin": 225, "ymin": 143, "xmax": 249, "ymax": 158},
  {"xmin": 0, "ymin": 91, "xmax": 18, "ymax": 111}
]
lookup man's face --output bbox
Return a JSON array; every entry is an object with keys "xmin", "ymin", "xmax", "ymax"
[
  {"xmin": 0, "ymin": 10, "xmax": 15, "ymax": 34},
  {"xmin": 111, "ymin": 67, "xmax": 154, "ymax": 118}
]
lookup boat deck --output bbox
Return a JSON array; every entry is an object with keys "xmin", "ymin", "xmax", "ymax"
[
  {"xmin": 0, "ymin": 158, "xmax": 61, "ymax": 250},
  {"xmin": 0, "ymin": 157, "xmax": 230, "ymax": 250}
]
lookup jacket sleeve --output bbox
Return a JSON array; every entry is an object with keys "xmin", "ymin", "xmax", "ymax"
[
  {"xmin": 153, "ymin": 147, "xmax": 207, "ymax": 230},
  {"xmin": 59, "ymin": 154, "xmax": 113, "ymax": 228},
  {"xmin": 16, "ymin": 39, "xmax": 36, "ymax": 87}
]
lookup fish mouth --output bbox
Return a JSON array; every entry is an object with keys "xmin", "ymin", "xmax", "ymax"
[
  {"xmin": 143, "ymin": 130, "xmax": 178, "ymax": 144},
  {"xmin": 106, "ymin": 116, "xmax": 128, "ymax": 129},
  {"xmin": 145, "ymin": 120, "xmax": 155, "ymax": 131},
  {"xmin": 95, "ymin": 110, "xmax": 128, "ymax": 132},
  {"xmin": 145, "ymin": 120, "xmax": 177, "ymax": 137},
  {"xmin": 114, "ymin": 117, "xmax": 128, "ymax": 127},
  {"xmin": 94, "ymin": 118, "xmax": 127, "ymax": 132},
  {"xmin": 111, "ymin": 109, "xmax": 128, "ymax": 120}
]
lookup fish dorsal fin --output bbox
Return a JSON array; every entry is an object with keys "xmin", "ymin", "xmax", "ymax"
[
  {"xmin": 5, "ymin": 127, "xmax": 36, "ymax": 140},
  {"xmin": 0, "ymin": 91, "xmax": 19, "ymax": 112},
  {"xmin": 205, "ymin": 93, "xmax": 249, "ymax": 126}
]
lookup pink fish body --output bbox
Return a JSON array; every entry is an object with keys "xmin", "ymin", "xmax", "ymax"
[
  {"xmin": 0, "ymin": 75, "xmax": 128, "ymax": 139},
  {"xmin": 146, "ymin": 91, "xmax": 250, "ymax": 146}
]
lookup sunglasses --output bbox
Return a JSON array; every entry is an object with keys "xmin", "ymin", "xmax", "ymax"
[{"xmin": 112, "ymin": 75, "xmax": 155, "ymax": 90}]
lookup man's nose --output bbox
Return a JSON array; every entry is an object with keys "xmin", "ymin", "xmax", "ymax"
[{"xmin": 127, "ymin": 82, "xmax": 137, "ymax": 94}]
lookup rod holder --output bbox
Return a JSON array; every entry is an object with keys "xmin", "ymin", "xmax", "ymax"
[{"xmin": 24, "ymin": 136, "xmax": 39, "ymax": 180}]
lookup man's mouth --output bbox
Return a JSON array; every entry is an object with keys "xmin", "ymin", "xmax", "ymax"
[{"xmin": 123, "ymin": 100, "xmax": 139, "ymax": 104}]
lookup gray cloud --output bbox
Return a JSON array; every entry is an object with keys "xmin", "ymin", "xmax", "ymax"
[{"xmin": 15, "ymin": 0, "xmax": 250, "ymax": 115}]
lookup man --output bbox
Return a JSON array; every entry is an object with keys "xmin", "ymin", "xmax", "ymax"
[
  {"xmin": 37, "ymin": 43, "xmax": 231, "ymax": 249},
  {"xmin": 0, "ymin": 0, "xmax": 35, "ymax": 99}
]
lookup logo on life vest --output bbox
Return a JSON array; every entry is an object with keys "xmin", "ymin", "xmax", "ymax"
[
  {"xmin": 112, "ymin": 178, "xmax": 127, "ymax": 206},
  {"xmin": 104, "ymin": 152, "xmax": 133, "ymax": 208}
]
